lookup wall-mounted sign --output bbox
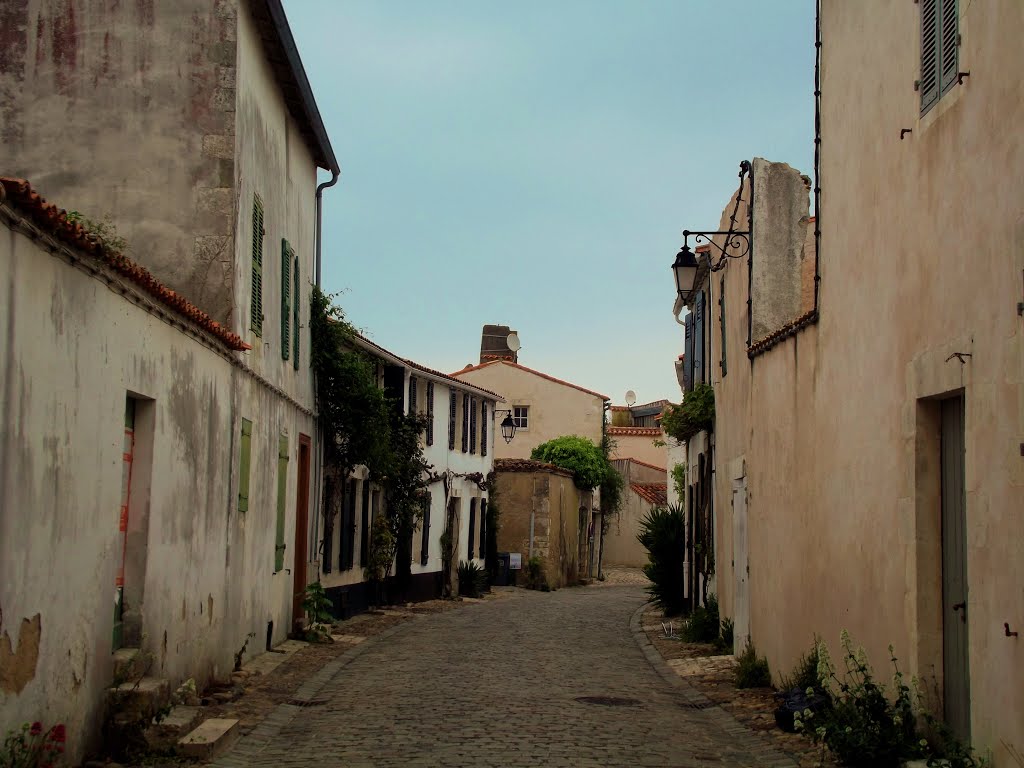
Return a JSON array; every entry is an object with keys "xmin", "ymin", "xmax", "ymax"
[{"xmin": 509, "ymin": 553, "xmax": 522, "ymax": 570}]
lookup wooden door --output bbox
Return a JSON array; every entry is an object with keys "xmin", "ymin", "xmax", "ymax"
[
  {"xmin": 292, "ymin": 434, "xmax": 311, "ymax": 626},
  {"xmin": 732, "ymin": 475, "xmax": 749, "ymax": 653},
  {"xmin": 940, "ymin": 396, "xmax": 970, "ymax": 740},
  {"xmin": 113, "ymin": 398, "xmax": 136, "ymax": 650}
]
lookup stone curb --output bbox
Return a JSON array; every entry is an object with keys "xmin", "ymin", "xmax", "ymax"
[{"xmin": 628, "ymin": 601, "xmax": 800, "ymax": 768}]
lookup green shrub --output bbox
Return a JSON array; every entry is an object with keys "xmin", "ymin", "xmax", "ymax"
[
  {"xmin": 636, "ymin": 504, "xmax": 687, "ymax": 615},
  {"xmin": 735, "ymin": 641, "xmax": 772, "ymax": 688},
  {"xmin": 779, "ymin": 638, "xmax": 824, "ymax": 694},
  {"xmin": 531, "ymin": 435, "xmax": 609, "ymax": 490},
  {"xmin": 717, "ymin": 616, "xmax": 735, "ymax": 653},
  {"xmin": 683, "ymin": 594, "xmax": 720, "ymax": 643},
  {"xmin": 660, "ymin": 383, "xmax": 715, "ymax": 442},
  {"xmin": 523, "ymin": 556, "xmax": 547, "ymax": 590},
  {"xmin": 457, "ymin": 561, "xmax": 486, "ymax": 598}
]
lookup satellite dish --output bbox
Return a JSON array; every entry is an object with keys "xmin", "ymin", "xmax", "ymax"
[
  {"xmin": 625, "ymin": 390, "xmax": 637, "ymax": 406},
  {"xmin": 506, "ymin": 333, "xmax": 521, "ymax": 352}
]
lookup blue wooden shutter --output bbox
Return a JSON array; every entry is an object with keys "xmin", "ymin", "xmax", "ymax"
[
  {"xmin": 238, "ymin": 418, "xmax": 253, "ymax": 512},
  {"xmin": 426, "ymin": 382, "xmax": 435, "ymax": 445},
  {"xmin": 292, "ymin": 255, "xmax": 300, "ymax": 370},
  {"xmin": 693, "ymin": 291, "xmax": 705, "ymax": 385},
  {"xmin": 481, "ymin": 401, "xmax": 488, "ymax": 457},
  {"xmin": 683, "ymin": 313, "xmax": 694, "ymax": 392},
  {"xmin": 275, "ymin": 436, "xmax": 289, "ymax": 572},
  {"xmin": 920, "ymin": 0, "xmax": 940, "ymax": 113},
  {"xmin": 281, "ymin": 240, "xmax": 292, "ymax": 360},
  {"xmin": 449, "ymin": 392, "xmax": 457, "ymax": 450},
  {"xmin": 250, "ymin": 197, "xmax": 264, "ymax": 335}
]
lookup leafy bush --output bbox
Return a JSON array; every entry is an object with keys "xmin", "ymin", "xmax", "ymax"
[
  {"xmin": 636, "ymin": 504, "xmax": 687, "ymax": 615},
  {"xmin": 717, "ymin": 616, "xmax": 735, "ymax": 653},
  {"xmin": 523, "ymin": 556, "xmax": 547, "ymax": 590},
  {"xmin": 735, "ymin": 641, "xmax": 772, "ymax": 688},
  {"xmin": 683, "ymin": 594, "xmax": 720, "ymax": 643},
  {"xmin": 660, "ymin": 383, "xmax": 715, "ymax": 442},
  {"xmin": 531, "ymin": 435, "xmax": 609, "ymax": 490},
  {"xmin": 457, "ymin": 561, "xmax": 486, "ymax": 598}
]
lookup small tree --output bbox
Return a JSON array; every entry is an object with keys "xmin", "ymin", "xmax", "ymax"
[{"xmin": 531, "ymin": 435, "xmax": 609, "ymax": 489}]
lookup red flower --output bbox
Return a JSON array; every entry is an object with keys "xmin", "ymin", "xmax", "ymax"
[
  {"xmin": 49, "ymin": 723, "xmax": 66, "ymax": 742},
  {"xmin": 30, "ymin": 722, "xmax": 43, "ymax": 735}
]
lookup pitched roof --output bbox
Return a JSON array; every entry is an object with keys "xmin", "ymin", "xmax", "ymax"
[
  {"xmin": 494, "ymin": 458, "xmax": 574, "ymax": 478},
  {"xmin": 620, "ymin": 457, "xmax": 667, "ymax": 473},
  {"xmin": 607, "ymin": 426, "xmax": 662, "ymax": 437},
  {"xmin": 630, "ymin": 483, "xmax": 668, "ymax": 506},
  {"xmin": 451, "ymin": 360, "xmax": 610, "ymax": 401},
  {"xmin": 0, "ymin": 177, "xmax": 250, "ymax": 352}
]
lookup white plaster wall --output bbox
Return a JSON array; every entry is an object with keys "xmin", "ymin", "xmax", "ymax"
[
  {"xmin": 666, "ymin": 441, "xmax": 687, "ymax": 507},
  {"xmin": 0, "ymin": 219, "xmax": 313, "ymax": 760},
  {"xmin": 233, "ymin": 0, "xmax": 317, "ymax": 409}
]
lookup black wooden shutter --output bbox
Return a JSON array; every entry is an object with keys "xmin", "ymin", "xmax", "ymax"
[
  {"xmin": 468, "ymin": 499, "xmax": 477, "ymax": 561},
  {"xmin": 920, "ymin": 0, "xmax": 940, "ymax": 113},
  {"xmin": 683, "ymin": 312, "xmax": 694, "ymax": 392},
  {"xmin": 408, "ymin": 376, "xmax": 417, "ymax": 416},
  {"xmin": 693, "ymin": 291, "xmax": 705, "ymax": 385},
  {"xmin": 461, "ymin": 394, "xmax": 469, "ymax": 453},
  {"xmin": 478, "ymin": 499, "xmax": 487, "ymax": 560},
  {"xmin": 448, "ymin": 392, "xmax": 457, "ymax": 450},
  {"xmin": 280, "ymin": 240, "xmax": 291, "ymax": 360},
  {"xmin": 250, "ymin": 195, "xmax": 264, "ymax": 335},
  {"xmin": 481, "ymin": 401, "xmax": 488, "ymax": 457},
  {"xmin": 469, "ymin": 397, "xmax": 478, "ymax": 454},
  {"xmin": 345, "ymin": 479, "xmax": 357, "ymax": 569},
  {"xmin": 321, "ymin": 475, "xmax": 333, "ymax": 573},
  {"xmin": 360, "ymin": 481, "xmax": 371, "ymax": 566},
  {"xmin": 337, "ymin": 480, "xmax": 348, "ymax": 571},
  {"xmin": 426, "ymin": 382, "xmax": 435, "ymax": 445},
  {"xmin": 420, "ymin": 495, "xmax": 431, "ymax": 566},
  {"xmin": 938, "ymin": 0, "xmax": 959, "ymax": 95},
  {"xmin": 719, "ymin": 276, "xmax": 727, "ymax": 377}
]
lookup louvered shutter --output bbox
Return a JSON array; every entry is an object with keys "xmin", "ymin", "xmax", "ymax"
[
  {"xmin": 292, "ymin": 256, "xmax": 299, "ymax": 370},
  {"xmin": 469, "ymin": 396, "xmax": 478, "ymax": 454},
  {"xmin": 479, "ymin": 499, "xmax": 487, "ymax": 560},
  {"xmin": 461, "ymin": 394, "xmax": 469, "ymax": 452},
  {"xmin": 426, "ymin": 382, "xmax": 435, "ymax": 445},
  {"xmin": 275, "ymin": 436, "xmax": 289, "ymax": 571},
  {"xmin": 281, "ymin": 240, "xmax": 292, "ymax": 360},
  {"xmin": 448, "ymin": 392, "xmax": 457, "ymax": 450},
  {"xmin": 420, "ymin": 494, "xmax": 431, "ymax": 566},
  {"xmin": 408, "ymin": 376, "xmax": 417, "ymax": 416},
  {"xmin": 360, "ymin": 481, "xmax": 371, "ymax": 566},
  {"xmin": 683, "ymin": 313, "xmax": 694, "ymax": 392},
  {"xmin": 238, "ymin": 418, "xmax": 253, "ymax": 512},
  {"xmin": 938, "ymin": 0, "xmax": 959, "ymax": 95},
  {"xmin": 468, "ymin": 499, "xmax": 477, "ymax": 561},
  {"xmin": 250, "ymin": 196, "xmax": 264, "ymax": 335},
  {"xmin": 344, "ymin": 479, "xmax": 357, "ymax": 570},
  {"xmin": 693, "ymin": 291, "xmax": 705, "ymax": 385},
  {"xmin": 481, "ymin": 401, "xmax": 488, "ymax": 457},
  {"xmin": 920, "ymin": 0, "xmax": 940, "ymax": 113}
]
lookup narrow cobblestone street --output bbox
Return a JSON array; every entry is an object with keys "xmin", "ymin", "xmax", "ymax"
[{"xmin": 214, "ymin": 585, "xmax": 795, "ymax": 768}]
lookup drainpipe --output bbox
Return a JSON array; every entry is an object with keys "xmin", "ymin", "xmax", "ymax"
[
  {"xmin": 529, "ymin": 479, "xmax": 536, "ymax": 558},
  {"xmin": 314, "ymin": 170, "xmax": 339, "ymax": 287}
]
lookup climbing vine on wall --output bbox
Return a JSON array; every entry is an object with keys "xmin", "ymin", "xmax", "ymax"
[{"xmin": 660, "ymin": 383, "xmax": 715, "ymax": 442}]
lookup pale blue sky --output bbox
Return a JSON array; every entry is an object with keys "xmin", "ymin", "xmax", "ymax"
[{"xmin": 286, "ymin": 1, "xmax": 814, "ymax": 405}]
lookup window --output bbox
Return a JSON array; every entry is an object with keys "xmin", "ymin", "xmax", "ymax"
[
  {"xmin": 719, "ymin": 276, "xmax": 727, "ymax": 377},
  {"xmin": 250, "ymin": 196, "xmax": 264, "ymax": 336},
  {"xmin": 920, "ymin": 0, "xmax": 959, "ymax": 115},
  {"xmin": 467, "ymin": 498, "xmax": 477, "ymax": 561},
  {"xmin": 238, "ymin": 418, "xmax": 253, "ymax": 512},
  {"xmin": 513, "ymin": 406, "xmax": 529, "ymax": 430},
  {"xmin": 448, "ymin": 391, "xmax": 457, "ymax": 450},
  {"xmin": 469, "ymin": 396, "xmax": 478, "ymax": 454},
  {"xmin": 478, "ymin": 498, "xmax": 487, "ymax": 560},
  {"xmin": 281, "ymin": 239, "xmax": 293, "ymax": 360},
  {"xmin": 275, "ymin": 436, "xmax": 289, "ymax": 571},
  {"xmin": 461, "ymin": 394, "xmax": 469, "ymax": 453},
  {"xmin": 426, "ymin": 382, "xmax": 434, "ymax": 446},
  {"xmin": 360, "ymin": 481, "xmax": 371, "ymax": 566},
  {"xmin": 480, "ymin": 401, "xmax": 488, "ymax": 457},
  {"xmin": 292, "ymin": 255, "xmax": 299, "ymax": 370},
  {"xmin": 419, "ymin": 494, "xmax": 431, "ymax": 566}
]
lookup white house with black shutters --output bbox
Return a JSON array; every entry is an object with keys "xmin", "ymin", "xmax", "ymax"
[{"xmin": 316, "ymin": 334, "xmax": 501, "ymax": 616}]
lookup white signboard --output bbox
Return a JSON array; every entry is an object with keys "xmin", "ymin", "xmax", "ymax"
[{"xmin": 509, "ymin": 553, "xmax": 522, "ymax": 570}]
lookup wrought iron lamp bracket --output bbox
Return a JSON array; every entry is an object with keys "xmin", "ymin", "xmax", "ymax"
[{"xmin": 681, "ymin": 229, "xmax": 751, "ymax": 272}]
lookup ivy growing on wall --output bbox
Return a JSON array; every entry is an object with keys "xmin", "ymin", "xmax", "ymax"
[{"xmin": 660, "ymin": 383, "xmax": 715, "ymax": 442}]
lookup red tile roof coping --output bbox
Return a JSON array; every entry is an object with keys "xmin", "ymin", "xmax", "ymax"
[
  {"xmin": 630, "ymin": 482, "xmax": 668, "ymax": 506},
  {"xmin": 452, "ymin": 360, "xmax": 610, "ymax": 401},
  {"xmin": 0, "ymin": 178, "xmax": 251, "ymax": 352},
  {"xmin": 607, "ymin": 426, "xmax": 662, "ymax": 437},
  {"xmin": 493, "ymin": 458, "xmax": 574, "ymax": 478},
  {"xmin": 619, "ymin": 457, "xmax": 667, "ymax": 473}
]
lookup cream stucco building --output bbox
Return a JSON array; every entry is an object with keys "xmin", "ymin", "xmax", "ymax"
[{"xmin": 673, "ymin": 2, "xmax": 1024, "ymax": 762}]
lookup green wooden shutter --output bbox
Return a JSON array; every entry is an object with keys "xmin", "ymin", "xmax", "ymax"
[
  {"xmin": 275, "ymin": 435, "xmax": 289, "ymax": 571},
  {"xmin": 292, "ymin": 256, "xmax": 300, "ymax": 370},
  {"xmin": 938, "ymin": 0, "xmax": 959, "ymax": 95},
  {"xmin": 251, "ymin": 197, "xmax": 264, "ymax": 335},
  {"xmin": 280, "ymin": 240, "xmax": 292, "ymax": 361},
  {"xmin": 238, "ymin": 418, "xmax": 253, "ymax": 512},
  {"xmin": 920, "ymin": 0, "xmax": 940, "ymax": 113}
]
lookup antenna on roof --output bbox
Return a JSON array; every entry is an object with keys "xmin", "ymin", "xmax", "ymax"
[
  {"xmin": 506, "ymin": 333, "xmax": 521, "ymax": 352},
  {"xmin": 625, "ymin": 390, "xmax": 637, "ymax": 407}
]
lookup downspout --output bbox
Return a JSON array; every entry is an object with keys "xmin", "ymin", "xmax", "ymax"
[
  {"xmin": 315, "ymin": 170, "xmax": 339, "ymax": 288},
  {"xmin": 813, "ymin": 0, "xmax": 822, "ymax": 312},
  {"xmin": 597, "ymin": 399, "xmax": 610, "ymax": 579}
]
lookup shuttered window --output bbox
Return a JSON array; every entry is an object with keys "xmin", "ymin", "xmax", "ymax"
[
  {"xmin": 448, "ymin": 392, "xmax": 457, "ymax": 450},
  {"xmin": 719, "ymin": 276, "xmax": 727, "ymax": 377},
  {"xmin": 461, "ymin": 394, "xmax": 469, "ymax": 453},
  {"xmin": 275, "ymin": 436, "xmax": 289, "ymax": 572},
  {"xmin": 342, "ymin": 479, "xmax": 357, "ymax": 570},
  {"xmin": 469, "ymin": 396, "xmax": 478, "ymax": 454},
  {"xmin": 480, "ymin": 401, "xmax": 488, "ymax": 457},
  {"xmin": 360, "ymin": 481, "xmax": 371, "ymax": 566},
  {"xmin": 921, "ymin": 0, "xmax": 959, "ymax": 115},
  {"xmin": 408, "ymin": 376, "xmax": 418, "ymax": 416},
  {"xmin": 250, "ymin": 196, "xmax": 264, "ymax": 336},
  {"xmin": 478, "ymin": 498, "xmax": 487, "ymax": 560},
  {"xmin": 683, "ymin": 312, "xmax": 694, "ymax": 392},
  {"xmin": 420, "ymin": 494, "xmax": 431, "ymax": 566},
  {"xmin": 292, "ymin": 255, "xmax": 300, "ymax": 370},
  {"xmin": 238, "ymin": 418, "xmax": 253, "ymax": 512},
  {"xmin": 281, "ymin": 240, "xmax": 293, "ymax": 360},
  {"xmin": 693, "ymin": 291, "xmax": 705, "ymax": 385},
  {"xmin": 426, "ymin": 382, "xmax": 435, "ymax": 446},
  {"xmin": 467, "ymin": 498, "xmax": 477, "ymax": 561}
]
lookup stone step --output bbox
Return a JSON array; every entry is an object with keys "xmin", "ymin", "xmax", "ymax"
[
  {"xmin": 176, "ymin": 718, "xmax": 240, "ymax": 760},
  {"xmin": 112, "ymin": 647, "xmax": 146, "ymax": 682},
  {"xmin": 144, "ymin": 705, "xmax": 202, "ymax": 752},
  {"xmin": 108, "ymin": 676, "xmax": 170, "ymax": 719}
]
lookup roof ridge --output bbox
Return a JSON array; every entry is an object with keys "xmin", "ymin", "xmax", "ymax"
[{"xmin": 452, "ymin": 359, "xmax": 610, "ymax": 401}]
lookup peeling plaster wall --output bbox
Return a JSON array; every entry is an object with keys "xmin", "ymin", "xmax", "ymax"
[
  {"xmin": 0, "ymin": 217, "xmax": 313, "ymax": 761},
  {"xmin": 0, "ymin": 0, "xmax": 240, "ymax": 325}
]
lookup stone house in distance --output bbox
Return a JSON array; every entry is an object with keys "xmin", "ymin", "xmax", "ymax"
[
  {"xmin": 1, "ymin": 0, "xmax": 339, "ymax": 760},
  {"xmin": 671, "ymin": 2, "xmax": 1023, "ymax": 761}
]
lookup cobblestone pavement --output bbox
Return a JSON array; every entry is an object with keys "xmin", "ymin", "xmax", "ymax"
[{"xmin": 214, "ymin": 585, "xmax": 795, "ymax": 768}]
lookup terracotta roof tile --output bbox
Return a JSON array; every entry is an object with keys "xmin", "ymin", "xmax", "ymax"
[
  {"xmin": 747, "ymin": 309, "xmax": 819, "ymax": 358},
  {"xmin": 630, "ymin": 482, "xmax": 668, "ymax": 506},
  {"xmin": 606, "ymin": 426, "xmax": 662, "ymax": 437},
  {"xmin": 621, "ymin": 457, "xmax": 667, "ymax": 473},
  {"xmin": 452, "ymin": 360, "xmax": 610, "ymax": 401},
  {"xmin": 494, "ymin": 458, "xmax": 573, "ymax": 478},
  {"xmin": 0, "ymin": 177, "xmax": 251, "ymax": 352}
]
